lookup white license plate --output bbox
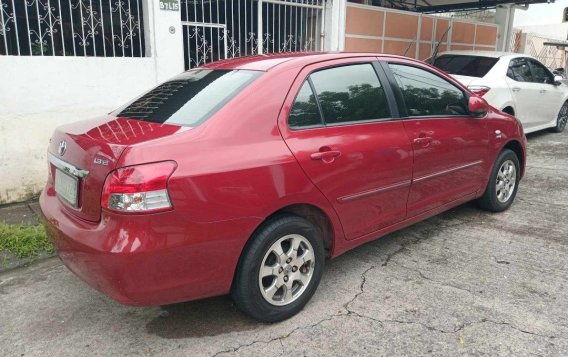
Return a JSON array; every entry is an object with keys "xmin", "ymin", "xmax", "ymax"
[{"xmin": 54, "ymin": 169, "xmax": 79, "ymax": 206}]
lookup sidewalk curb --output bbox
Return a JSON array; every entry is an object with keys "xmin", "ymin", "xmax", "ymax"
[
  {"xmin": 0, "ymin": 200, "xmax": 42, "ymax": 226},
  {"xmin": 0, "ymin": 250, "xmax": 56, "ymax": 274}
]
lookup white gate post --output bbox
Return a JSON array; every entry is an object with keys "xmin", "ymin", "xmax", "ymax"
[
  {"xmin": 147, "ymin": 0, "xmax": 184, "ymax": 82},
  {"xmin": 496, "ymin": 4, "xmax": 519, "ymax": 52},
  {"xmin": 325, "ymin": 0, "xmax": 346, "ymax": 51},
  {"xmin": 258, "ymin": 0, "xmax": 264, "ymax": 54}
]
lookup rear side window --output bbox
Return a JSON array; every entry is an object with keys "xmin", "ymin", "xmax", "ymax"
[
  {"xmin": 389, "ymin": 64, "xmax": 468, "ymax": 117},
  {"xmin": 507, "ymin": 58, "xmax": 532, "ymax": 82},
  {"xmin": 433, "ymin": 55, "xmax": 498, "ymax": 78},
  {"xmin": 115, "ymin": 69, "xmax": 261, "ymax": 127},
  {"xmin": 309, "ymin": 64, "xmax": 391, "ymax": 125},
  {"xmin": 289, "ymin": 81, "xmax": 323, "ymax": 128}
]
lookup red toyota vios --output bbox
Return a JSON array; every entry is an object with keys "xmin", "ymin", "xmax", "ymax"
[{"xmin": 40, "ymin": 53, "xmax": 526, "ymax": 322}]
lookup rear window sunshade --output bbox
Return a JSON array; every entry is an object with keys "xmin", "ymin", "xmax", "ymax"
[{"xmin": 115, "ymin": 69, "xmax": 262, "ymax": 127}]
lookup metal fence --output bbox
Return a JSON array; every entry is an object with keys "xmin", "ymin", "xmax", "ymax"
[
  {"xmin": 0, "ymin": 0, "xmax": 145, "ymax": 56},
  {"xmin": 508, "ymin": 29, "xmax": 521, "ymax": 53},
  {"xmin": 525, "ymin": 34, "xmax": 566, "ymax": 70},
  {"xmin": 181, "ymin": 0, "xmax": 325, "ymax": 70},
  {"xmin": 435, "ymin": 9, "xmax": 495, "ymax": 23}
]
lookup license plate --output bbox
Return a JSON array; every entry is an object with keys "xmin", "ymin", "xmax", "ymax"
[{"xmin": 54, "ymin": 169, "xmax": 79, "ymax": 206}]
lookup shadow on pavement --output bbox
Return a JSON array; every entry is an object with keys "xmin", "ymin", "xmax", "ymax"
[{"xmin": 146, "ymin": 295, "xmax": 260, "ymax": 339}]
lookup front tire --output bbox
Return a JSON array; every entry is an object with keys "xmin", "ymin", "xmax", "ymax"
[
  {"xmin": 550, "ymin": 101, "xmax": 568, "ymax": 133},
  {"xmin": 231, "ymin": 214, "xmax": 325, "ymax": 322},
  {"xmin": 477, "ymin": 149, "xmax": 520, "ymax": 212}
]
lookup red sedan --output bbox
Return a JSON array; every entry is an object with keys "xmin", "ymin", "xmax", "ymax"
[{"xmin": 40, "ymin": 53, "xmax": 526, "ymax": 322}]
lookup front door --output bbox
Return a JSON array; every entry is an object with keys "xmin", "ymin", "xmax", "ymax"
[
  {"xmin": 385, "ymin": 62, "xmax": 489, "ymax": 217},
  {"xmin": 505, "ymin": 57, "xmax": 545, "ymax": 131},
  {"xmin": 527, "ymin": 58, "xmax": 565, "ymax": 127},
  {"xmin": 279, "ymin": 60, "xmax": 413, "ymax": 240}
]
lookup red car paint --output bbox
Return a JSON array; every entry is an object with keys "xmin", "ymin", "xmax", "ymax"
[{"xmin": 40, "ymin": 53, "xmax": 526, "ymax": 306}]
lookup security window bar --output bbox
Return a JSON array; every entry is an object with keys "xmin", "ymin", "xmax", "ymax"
[{"xmin": 0, "ymin": 0, "xmax": 145, "ymax": 56}]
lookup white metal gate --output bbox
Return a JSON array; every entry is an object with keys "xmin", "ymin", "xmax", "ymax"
[{"xmin": 180, "ymin": 0, "xmax": 325, "ymax": 70}]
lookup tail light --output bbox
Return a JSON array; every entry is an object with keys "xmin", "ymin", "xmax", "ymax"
[
  {"xmin": 101, "ymin": 161, "xmax": 177, "ymax": 213},
  {"xmin": 468, "ymin": 85, "xmax": 491, "ymax": 97}
]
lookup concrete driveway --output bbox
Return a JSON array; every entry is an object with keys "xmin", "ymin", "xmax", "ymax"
[{"xmin": 1, "ymin": 130, "xmax": 567, "ymax": 356}]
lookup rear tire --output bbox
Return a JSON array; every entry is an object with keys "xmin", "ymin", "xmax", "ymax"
[
  {"xmin": 477, "ymin": 149, "xmax": 520, "ymax": 212},
  {"xmin": 231, "ymin": 214, "xmax": 325, "ymax": 322},
  {"xmin": 550, "ymin": 101, "xmax": 568, "ymax": 133}
]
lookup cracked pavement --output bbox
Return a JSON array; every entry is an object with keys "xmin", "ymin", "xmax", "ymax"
[{"xmin": 1, "ymin": 130, "xmax": 568, "ymax": 356}]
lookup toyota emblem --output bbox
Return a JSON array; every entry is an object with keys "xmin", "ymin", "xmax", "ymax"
[{"xmin": 58, "ymin": 140, "xmax": 67, "ymax": 156}]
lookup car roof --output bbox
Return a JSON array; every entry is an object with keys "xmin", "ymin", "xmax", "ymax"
[
  {"xmin": 201, "ymin": 51, "xmax": 419, "ymax": 71},
  {"xmin": 437, "ymin": 50, "xmax": 531, "ymax": 60}
]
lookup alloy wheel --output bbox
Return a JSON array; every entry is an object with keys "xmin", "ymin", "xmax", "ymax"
[
  {"xmin": 496, "ymin": 160, "xmax": 516, "ymax": 203},
  {"xmin": 258, "ymin": 234, "xmax": 315, "ymax": 306}
]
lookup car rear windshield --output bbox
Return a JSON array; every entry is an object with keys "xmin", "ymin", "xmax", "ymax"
[
  {"xmin": 433, "ymin": 55, "xmax": 499, "ymax": 78},
  {"xmin": 115, "ymin": 69, "xmax": 262, "ymax": 127}
]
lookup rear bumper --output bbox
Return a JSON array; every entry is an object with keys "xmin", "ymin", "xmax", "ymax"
[{"xmin": 39, "ymin": 188, "xmax": 260, "ymax": 306}]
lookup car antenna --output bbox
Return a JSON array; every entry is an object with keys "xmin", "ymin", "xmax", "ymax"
[
  {"xmin": 430, "ymin": 26, "xmax": 451, "ymax": 64},
  {"xmin": 403, "ymin": 42, "xmax": 414, "ymax": 57}
]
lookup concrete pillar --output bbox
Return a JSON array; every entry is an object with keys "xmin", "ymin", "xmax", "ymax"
[
  {"xmin": 495, "ymin": 4, "xmax": 514, "ymax": 51},
  {"xmin": 495, "ymin": 4, "xmax": 528, "ymax": 52},
  {"xmin": 325, "ymin": 0, "xmax": 346, "ymax": 51},
  {"xmin": 145, "ymin": 0, "xmax": 185, "ymax": 84}
]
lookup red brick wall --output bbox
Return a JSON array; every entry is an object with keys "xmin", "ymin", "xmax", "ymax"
[{"xmin": 344, "ymin": 4, "xmax": 498, "ymax": 59}]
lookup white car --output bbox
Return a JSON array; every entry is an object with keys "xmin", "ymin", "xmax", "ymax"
[{"xmin": 432, "ymin": 51, "xmax": 568, "ymax": 133}]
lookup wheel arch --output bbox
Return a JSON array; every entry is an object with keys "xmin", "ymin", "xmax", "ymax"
[
  {"xmin": 501, "ymin": 105, "xmax": 515, "ymax": 116},
  {"xmin": 230, "ymin": 202, "xmax": 336, "ymax": 292},
  {"xmin": 503, "ymin": 139, "xmax": 525, "ymax": 178},
  {"xmin": 253, "ymin": 203, "xmax": 335, "ymax": 258}
]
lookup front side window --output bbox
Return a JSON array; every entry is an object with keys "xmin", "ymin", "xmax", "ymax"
[
  {"xmin": 309, "ymin": 64, "xmax": 391, "ymax": 125},
  {"xmin": 507, "ymin": 58, "xmax": 533, "ymax": 82},
  {"xmin": 389, "ymin": 64, "xmax": 468, "ymax": 117},
  {"xmin": 528, "ymin": 59, "xmax": 553, "ymax": 84},
  {"xmin": 115, "ymin": 69, "xmax": 262, "ymax": 127}
]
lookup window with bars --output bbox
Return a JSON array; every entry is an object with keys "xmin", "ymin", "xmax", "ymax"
[{"xmin": 0, "ymin": 0, "xmax": 145, "ymax": 57}]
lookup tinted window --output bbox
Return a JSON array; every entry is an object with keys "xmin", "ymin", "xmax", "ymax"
[
  {"xmin": 507, "ymin": 58, "xmax": 532, "ymax": 82},
  {"xmin": 389, "ymin": 64, "xmax": 468, "ymax": 117},
  {"xmin": 433, "ymin": 55, "xmax": 498, "ymax": 78},
  {"xmin": 309, "ymin": 64, "xmax": 390, "ymax": 124},
  {"xmin": 115, "ymin": 69, "xmax": 261, "ymax": 127},
  {"xmin": 528, "ymin": 59, "xmax": 553, "ymax": 84},
  {"xmin": 289, "ymin": 81, "xmax": 322, "ymax": 128}
]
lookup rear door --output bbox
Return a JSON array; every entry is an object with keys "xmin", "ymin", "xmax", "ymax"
[
  {"xmin": 279, "ymin": 59, "xmax": 413, "ymax": 240},
  {"xmin": 383, "ymin": 61, "xmax": 489, "ymax": 217}
]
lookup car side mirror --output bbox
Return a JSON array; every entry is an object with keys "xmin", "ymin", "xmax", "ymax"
[
  {"xmin": 468, "ymin": 96, "xmax": 489, "ymax": 117},
  {"xmin": 554, "ymin": 75, "xmax": 563, "ymax": 86}
]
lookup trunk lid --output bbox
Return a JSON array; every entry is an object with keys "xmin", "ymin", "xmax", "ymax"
[
  {"xmin": 450, "ymin": 74, "xmax": 481, "ymax": 87},
  {"xmin": 48, "ymin": 116, "xmax": 184, "ymax": 222}
]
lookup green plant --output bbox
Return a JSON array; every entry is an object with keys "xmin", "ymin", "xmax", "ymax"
[{"xmin": 0, "ymin": 223, "xmax": 53, "ymax": 258}]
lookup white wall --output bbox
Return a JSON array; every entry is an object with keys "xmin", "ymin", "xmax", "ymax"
[
  {"xmin": 0, "ymin": 0, "xmax": 184, "ymax": 204},
  {"xmin": 515, "ymin": 23, "xmax": 568, "ymax": 41}
]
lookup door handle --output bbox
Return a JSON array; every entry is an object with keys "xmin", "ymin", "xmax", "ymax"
[
  {"xmin": 413, "ymin": 137, "xmax": 433, "ymax": 147},
  {"xmin": 512, "ymin": 87, "xmax": 521, "ymax": 92},
  {"xmin": 540, "ymin": 89, "xmax": 547, "ymax": 93},
  {"xmin": 310, "ymin": 150, "xmax": 341, "ymax": 162}
]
